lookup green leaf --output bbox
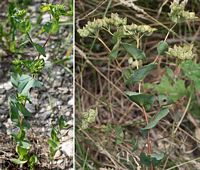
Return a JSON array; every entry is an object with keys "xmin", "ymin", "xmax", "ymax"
[
  {"xmin": 109, "ymin": 38, "xmax": 121, "ymax": 60},
  {"xmin": 58, "ymin": 116, "xmax": 69, "ymax": 130},
  {"xmin": 140, "ymin": 152, "xmax": 151, "ymax": 166},
  {"xmin": 11, "ymin": 158, "xmax": 27, "ymax": 165},
  {"xmin": 19, "ymin": 140, "xmax": 31, "ymax": 150},
  {"xmin": 34, "ymin": 43, "xmax": 46, "ymax": 57},
  {"xmin": 122, "ymin": 43, "xmax": 146, "ymax": 60},
  {"xmin": 166, "ymin": 67, "xmax": 174, "ymax": 80},
  {"xmin": 181, "ymin": 60, "xmax": 200, "ymax": 91},
  {"xmin": 50, "ymin": 20, "xmax": 59, "ymax": 34},
  {"xmin": 48, "ymin": 139, "xmax": 59, "ymax": 149},
  {"xmin": 50, "ymin": 4, "xmax": 67, "ymax": 20},
  {"xmin": 10, "ymin": 40, "xmax": 16, "ymax": 53},
  {"xmin": 40, "ymin": 4, "xmax": 51, "ymax": 12},
  {"xmin": 17, "ymin": 119, "xmax": 30, "ymax": 129},
  {"xmin": 157, "ymin": 41, "xmax": 168, "ymax": 55},
  {"xmin": 140, "ymin": 152, "xmax": 164, "ymax": 167},
  {"xmin": 155, "ymin": 75, "xmax": 186, "ymax": 102},
  {"xmin": 19, "ymin": 20, "xmax": 31, "ymax": 33},
  {"xmin": 29, "ymin": 155, "xmax": 38, "ymax": 168},
  {"xmin": 43, "ymin": 20, "xmax": 59, "ymax": 34},
  {"xmin": 51, "ymin": 128, "xmax": 60, "ymax": 144},
  {"xmin": 125, "ymin": 91, "xmax": 155, "ymax": 110},
  {"xmin": 22, "ymin": 79, "xmax": 42, "ymax": 95},
  {"xmin": 17, "ymin": 129, "xmax": 26, "ymax": 141},
  {"xmin": 19, "ymin": 103, "xmax": 31, "ymax": 117},
  {"xmin": 11, "ymin": 73, "xmax": 20, "ymax": 88},
  {"xmin": 157, "ymin": 94, "xmax": 171, "ymax": 106},
  {"xmin": 17, "ymin": 75, "xmax": 42, "ymax": 96},
  {"xmin": 142, "ymin": 108, "xmax": 169, "ymax": 130},
  {"xmin": 43, "ymin": 22, "xmax": 52, "ymax": 33},
  {"xmin": 18, "ymin": 75, "xmax": 32, "ymax": 92},
  {"xmin": 9, "ymin": 98, "xmax": 19, "ymax": 122},
  {"xmin": 125, "ymin": 64, "xmax": 157, "ymax": 85},
  {"xmin": 16, "ymin": 145, "xmax": 29, "ymax": 160}
]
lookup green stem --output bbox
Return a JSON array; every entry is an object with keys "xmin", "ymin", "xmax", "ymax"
[
  {"xmin": 26, "ymin": 32, "xmax": 34, "ymax": 46},
  {"xmin": 164, "ymin": 23, "xmax": 176, "ymax": 42}
]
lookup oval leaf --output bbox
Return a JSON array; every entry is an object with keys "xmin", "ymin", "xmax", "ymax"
[
  {"xmin": 125, "ymin": 64, "xmax": 157, "ymax": 85},
  {"xmin": 11, "ymin": 158, "xmax": 27, "ymax": 165},
  {"xmin": 125, "ymin": 91, "xmax": 155, "ymax": 110},
  {"xmin": 157, "ymin": 41, "xmax": 168, "ymax": 55}
]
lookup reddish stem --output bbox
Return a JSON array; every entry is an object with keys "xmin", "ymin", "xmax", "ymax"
[{"xmin": 142, "ymin": 107, "xmax": 153, "ymax": 170}]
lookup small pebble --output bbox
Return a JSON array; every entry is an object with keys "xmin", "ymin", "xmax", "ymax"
[
  {"xmin": 61, "ymin": 140, "xmax": 73, "ymax": 157},
  {"xmin": 54, "ymin": 150, "xmax": 62, "ymax": 159}
]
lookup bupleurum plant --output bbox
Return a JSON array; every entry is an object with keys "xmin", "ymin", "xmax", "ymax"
[
  {"xmin": 77, "ymin": 0, "xmax": 198, "ymax": 169},
  {"xmin": 3, "ymin": 2, "xmax": 70, "ymax": 169}
]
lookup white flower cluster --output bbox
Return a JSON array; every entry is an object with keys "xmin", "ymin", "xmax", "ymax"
[
  {"xmin": 123, "ymin": 24, "xmax": 156, "ymax": 36},
  {"xmin": 78, "ymin": 13, "xmax": 127, "ymax": 37},
  {"xmin": 169, "ymin": 1, "xmax": 197, "ymax": 23},
  {"xmin": 78, "ymin": 13, "xmax": 156, "ymax": 38},
  {"xmin": 167, "ymin": 44, "xmax": 195, "ymax": 60},
  {"xmin": 81, "ymin": 109, "xmax": 98, "ymax": 129}
]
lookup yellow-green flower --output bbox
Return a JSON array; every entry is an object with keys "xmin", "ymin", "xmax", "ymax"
[
  {"xmin": 167, "ymin": 44, "xmax": 195, "ymax": 60},
  {"xmin": 81, "ymin": 108, "xmax": 98, "ymax": 129},
  {"xmin": 123, "ymin": 24, "xmax": 156, "ymax": 36},
  {"xmin": 78, "ymin": 13, "xmax": 127, "ymax": 37},
  {"xmin": 169, "ymin": 1, "xmax": 197, "ymax": 23}
]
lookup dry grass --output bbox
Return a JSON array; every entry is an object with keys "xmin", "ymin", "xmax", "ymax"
[{"xmin": 75, "ymin": 0, "xmax": 200, "ymax": 169}]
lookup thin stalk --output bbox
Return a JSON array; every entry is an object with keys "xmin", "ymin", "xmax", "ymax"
[
  {"xmin": 173, "ymin": 95, "xmax": 192, "ymax": 134},
  {"xmin": 164, "ymin": 23, "xmax": 177, "ymax": 42},
  {"xmin": 136, "ymin": 36, "xmax": 141, "ymax": 93}
]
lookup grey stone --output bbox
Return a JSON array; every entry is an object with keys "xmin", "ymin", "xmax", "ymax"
[
  {"xmin": 67, "ymin": 98, "xmax": 74, "ymax": 106},
  {"xmin": 40, "ymin": 111, "xmax": 51, "ymax": 120},
  {"xmin": 4, "ymin": 81, "xmax": 12, "ymax": 91},
  {"xmin": 0, "ymin": 107, "xmax": 7, "ymax": 114},
  {"xmin": 0, "ymin": 88, "xmax": 6, "ymax": 94},
  {"xmin": 53, "ymin": 78, "xmax": 63, "ymax": 88},
  {"xmin": 25, "ymin": 103, "xmax": 36, "ymax": 113},
  {"xmin": 0, "ymin": 95, "xmax": 6, "ymax": 104},
  {"xmin": 57, "ymin": 159, "xmax": 64, "ymax": 167},
  {"xmin": 61, "ymin": 140, "xmax": 73, "ymax": 157},
  {"xmin": 0, "ymin": 69, "xmax": 3, "ymax": 78},
  {"xmin": 54, "ymin": 150, "xmax": 62, "ymax": 159}
]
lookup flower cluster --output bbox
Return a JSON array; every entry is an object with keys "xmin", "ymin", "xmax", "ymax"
[
  {"xmin": 169, "ymin": 1, "xmax": 197, "ymax": 23},
  {"xmin": 123, "ymin": 24, "xmax": 156, "ymax": 36},
  {"xmin": 81, "ymin": 109, "xmax": 97, "ymax": 129},
  {"xmin": 78, "ymin": 13, "xmax": 156, "ymax": 38},
  {"xmin": 78, "ymin": 13, "xmax": 127, "ymax": 37},
  {"xmin": 167, "ymin": 44, "xmax": 195, "ymax": 60}
]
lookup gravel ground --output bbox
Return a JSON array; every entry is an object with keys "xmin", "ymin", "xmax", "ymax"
[
  {"xmin": 0, "ymin": 56, "xmax": 73, "ymax": 169},
  {"xmin": 0, "ymin": 0, "xmax": 73, "ymax": 169}
]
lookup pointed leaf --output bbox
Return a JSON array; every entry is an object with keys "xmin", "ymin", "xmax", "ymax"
[
  {"xmin": 122, "ymin": 43, "xmax": 146, "ymax": 60},
  {"xmin": 157, "ymin": 41, "xmax": 168, "ymax": 55},
  {"xmin": 11, "ymin": 158, "xmax": 27, "ymax": 165},
  {"xmin": 58, "ymin": 116, "xmax": 69, "ymax": 130},
  {"xmin": 142, "ymin": 108, "xmax": 169, "ymax": 130},
  {"xmin": 34, "ymin": 43, "xmax": 46, "ymax": 57},
  {"xmin": 125, "ymin": 91, "xmax": 155, "ymax": 110},
  {"xmin": 109, "ymin": 38, "xmax": 121, "ymax": 60},
  {"xmin": 125, "ymin": 64, "xmax": 157, "ymax": 85},
  {"xmin": 29, "ymin": 155, "xmax": 38, "ymax": 167},
  {"xmin": 51, "ymin": 128, "xmax": 60, "ymax": 144}
]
